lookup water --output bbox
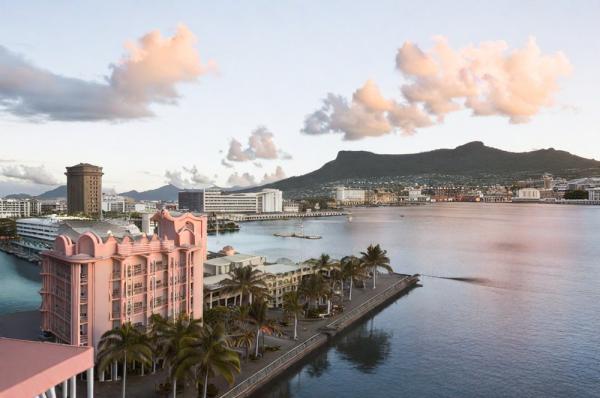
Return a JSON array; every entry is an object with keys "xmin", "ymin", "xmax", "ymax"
[
  {"xmin": 0, "ymin": 250, "xmax": 42, "ymax": 315},
  {"xmin": 208, "ymin": 204, "xmax": 600, "ymax": 398}
]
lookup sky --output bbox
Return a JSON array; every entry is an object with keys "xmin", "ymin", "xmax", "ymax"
[{"xmin": 1, "ymin": 1, "xmax": 599, "ymax": 196}]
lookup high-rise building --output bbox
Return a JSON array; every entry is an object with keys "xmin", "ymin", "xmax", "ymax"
[
  {"xmin": 40, "ymin": 210, "xmax": 206, "ymax": 350},
  {"xmin": 65, "ymin": 163, "xmax": 103, "ymax": 218}
]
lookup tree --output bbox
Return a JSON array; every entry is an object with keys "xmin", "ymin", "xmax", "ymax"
[
  {"xmin": 220, "ymin": 265, "xmax": 268, "ymax": 305},
  {"xmin": 307, "ymin": 253, "xmax": 340, "ymax": 277},
  {"xmin": 283, "ymin": 291, "xmax": 303, "ymax": 340},
  {"xmin": 360, "ymin": 244, "xmax": 393, "ymax": 289},
  {"xmin": 231, "ymin": 326, "xmax": 255, "ymax": 361},
  {"xmin": 248, "ymin": 299, "xmax": 280, "ymax": 357},
  {"xmin": 173, "ymin": 323, "xmax": 241, "ymax": 398},
  {"xmin": 564, "ymin": 190, "xmax": 588, "ymax": 199},
  {"xmin": 150, "ymin": 314, "xmax": 203, "ymax": 398},
  {"xmin": 299, "ymin": 273, "xmax": 331, "ymax": 312},
  {"xmin": 341, "ymin": 255, "xmax": 366, "ymax": 301},
  {"xmin": 97, "ymin": 323, "xmax": 153, "ymax": 398}
]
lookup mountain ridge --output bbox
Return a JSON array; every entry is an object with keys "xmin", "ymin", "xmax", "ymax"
[{"xmin": 249, "ymin": 141, "xmax": 600, "ymax": 192}]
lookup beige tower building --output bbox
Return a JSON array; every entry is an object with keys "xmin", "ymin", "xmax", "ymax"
[{"xmin": 65, "ymin": 163, "xmax": 103, "ymax": 218}]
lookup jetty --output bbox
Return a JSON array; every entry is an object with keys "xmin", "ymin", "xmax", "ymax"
[
  {"xmin": 218, "ymin": 273, "xmax": 419, "ymax": 398},
  {"xmin": 227, "ymin": 210, "xmax": 347, "ymax": 222}
]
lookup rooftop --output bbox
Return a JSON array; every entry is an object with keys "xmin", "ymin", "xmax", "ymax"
[
  {"xmin": 0, "ymin": 338, "xmax": 94, "ymax": 397},
  {"xmin": 204, "ymin": 253, "xmax": 265, "ymax": 267}
]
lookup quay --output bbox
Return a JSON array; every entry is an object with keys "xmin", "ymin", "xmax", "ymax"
[
  {"xmin": 227, "ymin": 210, "xmax": 347, "ymax": 222},
  {"xmin": 218, "ymin": 273, "xmax": 419, "ymax": 398},
  {"xmin": 0, "ymin": 274, "xmax": 418, "ymax": 398}
]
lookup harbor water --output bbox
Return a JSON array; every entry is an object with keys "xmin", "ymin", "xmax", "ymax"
[
  {"xmin": 210, "ymin": 204, "xmax": 600, "ymax": 398},
  {"xmin": 0, "ymin": 204, "xmax": 598, "ymax": 396}
]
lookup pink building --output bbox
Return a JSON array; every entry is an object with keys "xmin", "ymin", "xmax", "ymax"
[
  {"xmin": 0, "ymin": 337, "xmax": 94, "ymax": 398},
  {"xmin": 40, "ymin": 210, "xmax": 206, "ymax": 349}
]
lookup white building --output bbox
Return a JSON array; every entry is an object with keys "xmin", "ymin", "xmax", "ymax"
[
  {"xmin": 587, "ymin": 187, "xmax": 600, "ymax": 201},
  {"xmin": 203, "ymin": 250, "xmax": 318, "ymax": 308},
  {"xmin": 335, "ymin": 187, "xmax": 366, "ymax": 205},
  {"xmin": 0, "ymin": 198, "xmax": 41, "ymax": 218},
  {"xmin": 257, "ymin": 189, "xmax": 283, "ymax": 213},
  {"xmin": 14, "ymin": 216, "xmax": 141, "ymax": 256},
  {"xmin": 516, "ymin": 188, "xmax": 541, "ymax": 200},
  {"xmin": 181, "ymin": 188, "xmax": 283, "ymax": 213},
  {"xmin": 283, "ymin": 200, "xmax": 300, "ymax": 213}
]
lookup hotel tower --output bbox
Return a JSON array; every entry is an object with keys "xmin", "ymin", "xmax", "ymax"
[{"xmin": 40, "ymin": 210, "xmax": 206, "ymax": 349}]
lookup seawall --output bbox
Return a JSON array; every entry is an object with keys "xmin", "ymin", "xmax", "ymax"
[{"xmin": 220, "ymin": 275, "xmax": 419, "ymax": 398}]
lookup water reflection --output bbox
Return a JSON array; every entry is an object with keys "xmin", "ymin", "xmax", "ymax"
[
  {"xmin": 335, "ymin": 319, "xmax": 391, "ymax": 374},
  {"xmin": 306, "ymin": 352, "xmax": 330, "ymax": 378}
]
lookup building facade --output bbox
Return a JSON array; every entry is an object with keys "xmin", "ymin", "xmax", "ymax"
[
  {"xmin": 516, "ymin": 188, "xmax": 541, "ymax": 201},
  {"xmin": 40, "ymin": 210, "xmax": 206, "ymax": 349},
  {"xmin": 178, "ymin": 188, "xmax": 283, "ymax": 213},
  {"xmin": 334, "ymin": 187, "xmax": 366, "ymax": 205},
  {"xmin": 66, "ymin": 163, "xmax": 103, "ymax": 219},
  {"xmin": 0, "ymin": 198, "xmax": 41, "ymax": 218}
]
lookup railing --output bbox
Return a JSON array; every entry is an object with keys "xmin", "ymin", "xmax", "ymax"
[
  {"xmin": 220, "ymin": 333, "xmax": 325, "ymax": 398},
  {"xmin": 220, "ymin": 275, "xmax": 415, "ymax": 398},
  {"xmin": 326, "ymin": 276, "xmax": 410, "ymax": 330}
]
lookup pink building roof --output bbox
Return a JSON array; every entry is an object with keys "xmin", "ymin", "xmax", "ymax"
[{"xmin": 0, "ymin": 338, "xmax": 94, "ymax": 398}]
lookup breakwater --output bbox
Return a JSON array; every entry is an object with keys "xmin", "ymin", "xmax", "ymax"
[
  {"xmin": 227, "ymin": 211, "xmax": 347, "ymax": 222},
  {"xmin": 219, "ymin": 274, "xmax": 419, "ymax": 398}
]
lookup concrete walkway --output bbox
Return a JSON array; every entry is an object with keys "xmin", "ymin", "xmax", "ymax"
[{"xmin": 86, "ymin": 274, "xmax": 407, "ymax": 398}]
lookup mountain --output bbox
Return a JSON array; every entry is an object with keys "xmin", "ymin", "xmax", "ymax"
[
  {"xmin": 119, "ymin": 184, "xmax": 181, "ymax": 201},
  {"xmin": 4, "ymin": 193, "xmax": 33, "ymax": 199},
  {"xmin": 37, "ymin": 185, "xmax": 67, "ymax": 199},
  {"xmin": 35, "ymin": 184, "xmax": 182, "ymax": 202},
  {"xmin": 253, "ymin": 141, "xmax": 600, "ymax": 193}
]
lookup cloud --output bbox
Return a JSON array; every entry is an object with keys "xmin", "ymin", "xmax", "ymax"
[
  {"xmin": 226, "ymin": 172, "xmax": 256, "ymax": 188},
  {"xmin": 164, "ymin": 165, "xmax": 213, "ymax": 188},
  {"xmin": 260, "ymin": 166, "xmax": 286, "ymax": 184},
  {"xmin": 226, "ymin": 126, "xmax": 290, "ymax": 162},
  {"xmin": 0, "ymin": 24, "xmax": 213, "ymax": 121},
  {"xmin": 221, "ymin": 159, "xmax": 234, "ymax": 168},
  {"xmin": 302, "ymin": 37, "xmax": 571, "ymax": 139},
  {"xmin": 0, "ymin": 164, "xmax": 59, "ymax": 185},
  {"xmin": 302, "ymin": 82, "xmax": 432, "ymax": 140}
]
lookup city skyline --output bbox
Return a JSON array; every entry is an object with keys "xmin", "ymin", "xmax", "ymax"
[{"xmin": 2, "ymin": 1, "xmax": 600, "ymax": 196}]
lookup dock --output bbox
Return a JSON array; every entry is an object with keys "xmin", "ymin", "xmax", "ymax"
[{"xmin": 227, "ymin": 210, "xmax": 347, "ymax": 222}]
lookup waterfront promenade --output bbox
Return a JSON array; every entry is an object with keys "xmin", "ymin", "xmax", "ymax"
[{"xmin": 76, "ymin": 273, "xmax": 417, "ymax": 398}]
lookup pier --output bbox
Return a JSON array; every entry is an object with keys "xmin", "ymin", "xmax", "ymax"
[
  {"xmin": 227, "ymin": 210, "xmax": 347, "ymax": 222},
  {"xmin": 218, "ymin": 274, "xmax": 419, "ymax": 398}
]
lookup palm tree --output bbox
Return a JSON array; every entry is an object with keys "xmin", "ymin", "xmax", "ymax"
[
  {"xmin": 248, "ymin": 299, "xmax": 280, "ymax": 357},
  {"xmin": 360, "ymin": 244, "xmax": 393, "ymax": 289},
  {"xmin": 307, "ymin": 253, "xmax": 340, "ymax": 276},
  {"xmin": 150, "ymin": 314, "xmax": 203, "ymax": 398},
  {"xmin": 97, "ymin": 323, "xmax": 153, "ymax": 398},
  {"xmin": 299, "ymin": 273, "xmax": 331, "ymax": 312},
  {"xmin": 283, "ymin": 291, "xmax": 303, "ymax": 340},
  {"xmin": 341, "ymin": 255, "xmax": 365, "ymax": 301},
  {"xmin": 231, "ymin": 326, "xmax": 255, "ymax": 360},
  {"xmin": 220, "ymin": 265, "xmax": 268, "ymax": 305},
  {"xmin": 173, "ymin": 323, "xmax": 241, "ymax": 398}
]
